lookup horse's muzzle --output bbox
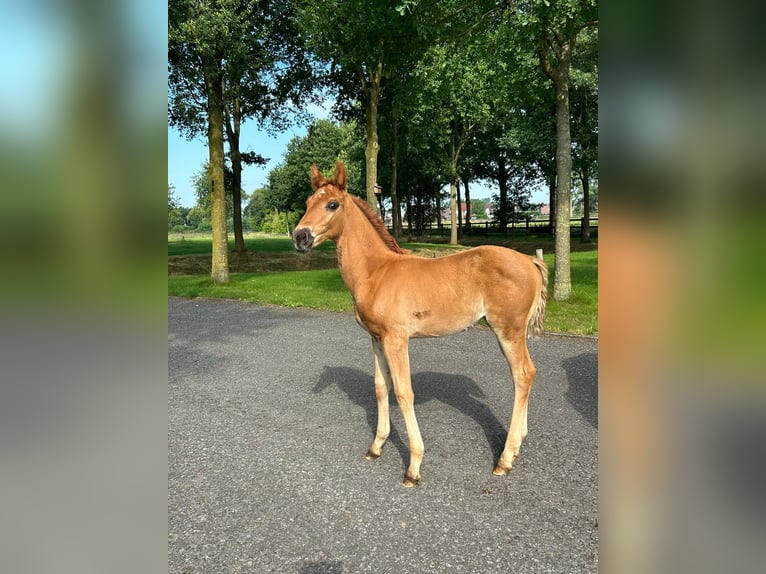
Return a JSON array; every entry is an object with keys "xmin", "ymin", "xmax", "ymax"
[{"xmin": 292, "ymin": 227, "xmax": 314, "ymax": 253}]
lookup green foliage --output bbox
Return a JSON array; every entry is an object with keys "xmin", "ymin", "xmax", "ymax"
[
  {"xmin": 169, "ymin": 0, "xmax": 318, "ymax": 139},
  {"xmin": 570, "ymin": 25, "xmax": 598, "ymax": 181},
  {"xmin": 244, "ymin": 187, "xmax": 268, "ymax": 231},
  {"xmin": 259, "ymin": 210, "xmax": 300, "ymax": 235},
  {"xmin": 470, "ymin": 198, "xmax": 490, "ymax": 219},
  {"xmin": 264, "ymin": 119, "xmax": 364, "ymax": 216},
  {"xmin": 168, "ymin": 185, "xmax": 185, "ymax": 230},
  {"xmin": 169, "ymin": 0, "xmax": 599, "ymax": 301},
  {"xmin": 191, "ymin": 161, "xmax": 237, "ymax": 215}
]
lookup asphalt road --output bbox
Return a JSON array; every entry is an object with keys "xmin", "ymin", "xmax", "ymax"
[{"xmin": 168, "ymin": 297, "xmax": 598, "ymax": 573}]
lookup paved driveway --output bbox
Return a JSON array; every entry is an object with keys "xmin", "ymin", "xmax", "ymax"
[{"xmin": 168, "ymin": 297, "xmax": 598, "ymax": 573}]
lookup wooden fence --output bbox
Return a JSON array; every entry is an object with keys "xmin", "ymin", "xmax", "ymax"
[{"xmin": 392, "ymin": 216, "xmax": 599, "ymax": 239}]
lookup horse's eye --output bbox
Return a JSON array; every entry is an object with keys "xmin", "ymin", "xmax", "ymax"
[{"xmin": 327, "ymin": 200, "xmax": 339, "ymax": 211}]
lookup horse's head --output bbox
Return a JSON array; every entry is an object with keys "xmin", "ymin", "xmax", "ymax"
[{"xmin": 292, "ymin": 161, "xmax": 349, "ymax": 253}]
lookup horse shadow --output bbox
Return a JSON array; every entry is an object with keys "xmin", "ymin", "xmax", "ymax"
[
  {"xmin": 297, "ymin": 560, "xmax": 343, "ymax": 574},
  {"xmin": 562, "ymin": 352, "xmax": 598, "ymax": 428},
  {"xmin": 313, "ymin": 366, "xmax": 508, "ymax": 466}
]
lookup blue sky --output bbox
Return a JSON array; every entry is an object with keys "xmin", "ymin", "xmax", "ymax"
[
  {"xmin": 168, "ymin": 122, "xmax": 309, "ymax": 208},
  {"xmin": 168, "ymin": 120, "xmax": 548, "ymax": 209},
  {"xmin": 2, "ymin": 0, "xmax": 163, "ymax": 146},
  {"xmin": 168, "ymin": 92, "xmax": 547, "ymax": 209}
]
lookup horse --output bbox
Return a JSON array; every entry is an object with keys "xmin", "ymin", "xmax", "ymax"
[{"xmin": 292, "ymin": 161, "xmax": 548, "ymax": 487}]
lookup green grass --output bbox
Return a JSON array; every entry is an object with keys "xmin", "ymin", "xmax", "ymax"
[
  {"xmin": 168, "ymin": 247, "xmax": 597, "ymax": 336},
  {"xmin": 168, "ymin": 232, "xmax": 335, "ymax": 256},
  {"xmin": 168, "ymin": 269, "xmax": 352, "ymax": 311},
  {"xmin": 542, "ymin": 250, "xmax": 598, "ymax": 336},
  {"xmin": 168, "ymin": 232, "xmax": 470, "ymax": 257}
]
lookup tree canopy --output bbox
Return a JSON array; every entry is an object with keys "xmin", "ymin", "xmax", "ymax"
[{"xmin": 169, "ymin": 0, "xmax": 598, "ymax": 294}]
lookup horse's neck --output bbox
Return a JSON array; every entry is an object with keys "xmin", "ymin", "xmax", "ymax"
[{"xmin": 336, "ymin": 200, "xmax": 397, "ymax": 295}]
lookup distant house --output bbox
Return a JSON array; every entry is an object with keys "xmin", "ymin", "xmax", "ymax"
[
  {"xmin": 441, "ymin": 203, "xmax": 472, "ymax": 221},
  {"xmin": 540, "ymin": 204, "xmax": 550, "ymax": 215}
]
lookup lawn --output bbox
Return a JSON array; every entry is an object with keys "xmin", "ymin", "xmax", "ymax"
[
  {"xmin": 169, "ymin": 269, "xmax": 352, "ymax": 312},
  {"xmin": 168, "ymin": 233, "xmax": 597, "ymax": 336},
  {"xmin": 542, "ymin": 250, "xmax": 598, "ymax": 335},
  {"xmin": 168, "ymin": 233, "xmax": 336, "ymax": 256},
  {"xmin": 168, "ymin": 232, "xmax": 469, "ymax": 257}
]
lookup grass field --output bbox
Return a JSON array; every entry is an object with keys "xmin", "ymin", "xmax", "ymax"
[
  {"xmin": 168, "ymin": 232, "xmax": 470, "ymax": 257},
  {"xmin": 168, "ymin": 233, "xmax": 597, "ymax": 336}
]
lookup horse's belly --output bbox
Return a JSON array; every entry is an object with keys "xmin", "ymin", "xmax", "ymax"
[{"xmin": 408, "ymin": 306, "xmax": 484, "ymax": 338}]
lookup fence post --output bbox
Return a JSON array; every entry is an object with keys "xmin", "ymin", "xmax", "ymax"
[{"xmin": 536, "ymin": 248, "xmax": 543, "ymax": 260}]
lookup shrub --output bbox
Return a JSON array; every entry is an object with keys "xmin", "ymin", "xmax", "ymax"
[{"xmin": 259, "ymin": 210, "xmax": 301, "ymax": 234}]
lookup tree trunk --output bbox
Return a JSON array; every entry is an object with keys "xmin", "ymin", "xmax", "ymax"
[
  {"xmin": 414, "ymin": 192, "xmax": 421, "ymax": 236},
  {"xmin": 497, "ymin": 155, "xmax": 509, "ymax": 231},
  {"xmin": 463, "ymin": 175, "xmax": 471, "ymax": 231},
  {"xmin": 362, "ymin": 62, "xmax": 383, "ymax": 213},
  {"xmin": 224, "ymin": 97, "xmax": 245, "ymax": 255},
  {"xmin": 457, "ymin": 177, "xmax": 463, "ymax": 233},
  {"xmin": 552, "ymin": 65, "xmax": 572, "ymax": 300},
  {"xmin": 449, "ymin": 177, "xmax": 458, "ymax": 245},
  {"xmin": 548, "ymin": 172, "xmax": 556, "ymax": 235},
  {"xmin": 406, "ymin": 194, "xmax": 413, "ymax": 239},
  {"xmin": 581, "ymin": 166, "xmax": 591, "ymax": 243},
  {"xmin": 539, "ymin": 32, "xmax": 575, "ymax": 301},
  {"xmin": 435, "ymin": 185, "xmax": 443, "ymax": 234},
  {"xmin": 449, "ymin": 131, "xmax": 458, "ymax": 245},
  {"xmin": 206, "ymin": 70, "xmax": 228, "ymax": 284},
  {"xmin": 389, "ymin": 114, "xmax": 402, "ymax": 238}
]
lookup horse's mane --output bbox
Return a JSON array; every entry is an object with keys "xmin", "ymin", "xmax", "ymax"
[{"xmin": 349, "ymin": 194, "xmax": 407, "ymax": 254}]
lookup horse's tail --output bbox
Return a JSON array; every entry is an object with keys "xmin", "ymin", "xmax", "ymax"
[{"xmin": 526, "ymin": 255, "xmax": 548, "ymax": 339}]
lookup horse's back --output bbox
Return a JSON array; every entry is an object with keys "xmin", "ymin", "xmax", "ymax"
[
  {"xmin": 355, "ymin": 245, "xmax": 542, "ymax": 338},
  {"xmin": 444, "ymin": 245, "xmax": 541, "ymax": 284}
]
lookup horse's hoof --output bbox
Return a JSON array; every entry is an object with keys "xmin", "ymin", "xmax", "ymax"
[
  {"xmin": 402, "ymin": 475, "xmax": 420, "ymax": 487},
  {"xmin": 492, "ymin": 465, "xmax": 512, "ymax": 476},
  {"xmin": 365, "ymin": 450, "xmax": 380, "ymax": 460}
]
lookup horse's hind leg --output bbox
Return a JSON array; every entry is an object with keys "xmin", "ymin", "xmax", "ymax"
[
  {"xmin": 492, "ymin": 329, "xmax": 537, "ymax": 476},
  {"xmin": 365, "ymin": 338, "xmax": 392, "ymax": 460}
]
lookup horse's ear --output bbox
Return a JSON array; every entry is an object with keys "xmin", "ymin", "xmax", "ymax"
[
  {"xmin": 310, "ymin": 163, "xmax": 322, "ymax": 191},
  {"xmin": 334, "ymin": 161, "xmax": 347, "ymax": 191}
]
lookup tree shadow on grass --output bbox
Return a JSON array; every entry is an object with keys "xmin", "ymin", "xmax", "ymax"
[{"xmin": 313, "ymin": 366, "xmax": 509, "ymax": 469}]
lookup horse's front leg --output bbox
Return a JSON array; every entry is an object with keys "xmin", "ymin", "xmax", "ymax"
[
  {"xmin": 381, "ymin": 333, "xmax": 424, "ymax": 487},
  {"xmin": 365, "ymin": 338, "xmax": 392, "ymax": 461}
]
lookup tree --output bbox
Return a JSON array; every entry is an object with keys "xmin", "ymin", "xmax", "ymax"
[
  {"xmin": 299, "ymin": 1, "xmax": 430, "ymax": 213},
  {"xmin": 264, "ymin": 119, "xmax": 365, "ymax": 227},
  {"xmin": 570, "ymin": 25, "xmax": 598, "ymax": 242},
  {"xmin": 407, "ymin": 36, "xmax": 497, "ymax": 244},
  {"xmin": 186, "ymin": 206, "xmax": 208, "ymax": 230},
  {"xmin": 507, "ymin": 0, "xmax": 597, "ymax": 300},
  {"xmin": 191, "ymin": 161, "xmax": 235, "ymax": 217},
  {"xmin": 219, "ymin": 0, "xmax": 316, "ymax": 253},
  {"xmin": 472, "ymin": 197, "xmax": 491, "ymax": 220},
  {"xmin": 168, "ymin": 185, "xmax": 183, "ymax": 230},
  {"xmin": 170, "ymin": 0, "xmax": 318, "ymax": 274},
  {"xmin": 244, "ymin": 187, "xmax": 268, "ymax": 231},
  {"xmin": 169, "ymin": 0, "xmax": 231, "ymax": 283}
]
